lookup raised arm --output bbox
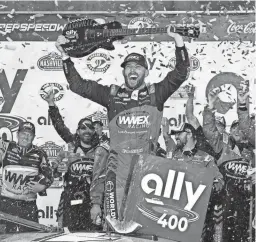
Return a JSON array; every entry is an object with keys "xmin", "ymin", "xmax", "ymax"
[
  {"xmin": 44, "ymin": 89, "xmax": 75, "ymax": 144},
  {"xmin": 36, "ymin": 151, "xmax": 54, "ymax": 195},
  {"xmin": 0, "ymin": 139, "xmax": 9, "ymax": 167},
  {"xmin": 185, "ymin": 84, "xmax": 200, "ymax": 129},
  {"xmin": 237, "ymin": 82, "xmax": 255, "ymax": 146},
  {"xmin": 155, "ymin": 32, "xmax": 190, "ymax": 106},
  {"xmin": 56, "ymin": 35, "xmax": 111, "ymax": 108},
  {"xmin": 203, "ymin": 89, "xmax": 224, "ymax": 153},
  {"xmin": 161, "ymin": 117, "xmax": 176, "ymax": 157}
]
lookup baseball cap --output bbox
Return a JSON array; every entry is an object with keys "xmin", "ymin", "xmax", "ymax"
[
  {"xmin": 215, "ymin": 116, "xmax": 226, "ymax": 127},
  {"xmin": 78, "ymin": 118, "xmax": 95, "ymax": 130},
  {"xmin": 121, "ymin": 53, "xmax": 148, "ymax": 69},
  {"xmin": 230, "ymin": 119, "xmax": 239, "ymax": 129},
  {"xmin": 93, "ymin": 120, "xmax": 103, "ymax": 127},
  {"xmin": 18, "ymin": 121, "xmax": 35, "ymax": 135},
  {"xmin": 170, "ymin": 123, "xmax": 197, "ymax": 136}
]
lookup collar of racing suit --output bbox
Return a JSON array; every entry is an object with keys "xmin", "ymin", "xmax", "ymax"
[
  {"xmin": 121, "ymin": 82, "xmax": 147, "ymax": 91},
  {"xmin": 17, "ymin": 144, "xmax": 34, "ymax": 155}
]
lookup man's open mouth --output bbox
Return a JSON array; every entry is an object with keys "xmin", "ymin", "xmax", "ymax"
[{"xmin": 129, "ymin": 74, "xmax": 138, "ymax": 80}]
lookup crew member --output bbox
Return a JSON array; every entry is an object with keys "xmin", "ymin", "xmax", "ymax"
[
  {"xmin": 203, "ymin": 86, "xmax": 254, "ymax": 242},
  {"xmin": 170, "ymin": 122, "xmax": 224, "ymax": 241},
  {"xmin": 0, "ymin": 121, "xmax": 53, "ymax": 232},
  {"xmin": 44, "ymin": 89, "xmax": 109, "ymax": 231},
  {"xmin": 55, "ymin": 29, "xmax": 190, "ymax": 230},
  {"xmin": 93, "ymin": 121, "xmax": 109, "ymax": 143}
]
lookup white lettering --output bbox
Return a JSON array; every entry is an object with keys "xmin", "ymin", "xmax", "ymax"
[
  {"xmin": 173, "ymin": 172, "xmax": 185, "ymax": 201},
  {"xmin": 141, "ymin": 173, "xmax": 163, "ymax": 196},
  {"xmin": 184, "ymin": 182, "xmax": 206, "ymax": 211},
  {"xmin": 227, "ymin": 22, "xmax": 256, "ymax": 34},
  {"xmin": 142, "ymin": 169, "xmax": 206, "ymax": 211},
  {"xmin": 163, "ymin": 170, "xmax": 175, "ymax": 198}
]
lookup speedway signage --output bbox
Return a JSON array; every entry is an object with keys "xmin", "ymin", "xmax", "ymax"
[
  {"xmin": 124, "ymin": 155, "xmax": 215, "ymax": 242},
  {"xmin": 0, "ymin": 14, "xmax": 254, "ymax": 41}
]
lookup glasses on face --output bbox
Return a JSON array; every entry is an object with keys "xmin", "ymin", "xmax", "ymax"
[{"xmin": 79, "ymin": 125, "xmax": 95, "ymax": 131}]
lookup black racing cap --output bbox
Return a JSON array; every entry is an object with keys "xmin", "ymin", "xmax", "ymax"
[
  {"xmin": 121, "ymin": 53, "xmax": 148, "ymax": 69},
  {"xmin": 170, "ymin": 123, "xmax": 197, "ymax": 136},
  {"xmin": 93, "ymin": 120, "xmax": 103, "ymax": 127},
  {"xmin": 78, "ymin": 118, "xmax": 95, "ymax": 130},
  {"xmin": 18, "ymin": 121, "xmax": 35, "ymax": 135},
  {"xmin": 230, "ymin": 119, "xmax": 239, "ymax": 129}
]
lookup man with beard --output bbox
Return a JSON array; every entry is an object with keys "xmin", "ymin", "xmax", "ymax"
[
  {"xmin": 0, "ymin": 122, "xmax": 53, "ymax": 232},
  {"xmin": 162, "ymin": 84, "xmax": 218, "ymax": 160},
  {"xmin": 170, "ymin": 122, "xmax": 224, "ymax": 241},
  {"xmin": 55, "ymin": 29, "xmax": 190, "ymax": 230},
  {"xmin": 44, "ymin": 90, "xmax": 109, "ymax": 231},
  {"xmin": 203, "ymin": 86, "xmax": 254, "ymax": 242},
  {"xmin": 93, "ymin": 121, "xmax": 109, "ymax": 144}
]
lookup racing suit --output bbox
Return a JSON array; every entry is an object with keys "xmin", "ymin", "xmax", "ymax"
[
  {"xmin": 0, "ymin": 140, "xmax": 53, "ymax": 232},
  {"xmin": 48, "ymin": 106, "xmax": 109, "ymax": 230},
  {"xmin": 203, "ymin": 106, "xmax": 254, "ymax": 242},
  {"xmin": 62, "ymin": 45, "xmax": 189, "ymax": 223}
]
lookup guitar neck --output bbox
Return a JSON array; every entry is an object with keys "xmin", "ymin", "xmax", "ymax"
[{"xmin": 115, "ymin": 27, "xmax": 168, "ymax": 36}]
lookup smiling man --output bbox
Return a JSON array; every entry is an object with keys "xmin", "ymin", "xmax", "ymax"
[
  {"xmin": 0, "ymin": 121, "xmax": 53, "ymax": 232},
  {"xmin": 44, "ymin": 89, "xmax": 109, "ymax": 231},
  {"xmin": 56, "ymin": 28, "xmax": 190, "ymax": 231}
]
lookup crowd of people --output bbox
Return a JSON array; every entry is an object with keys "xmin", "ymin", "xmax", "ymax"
[{"xmin": 0, "ymin": 28, "xmax": 255, "ymax": 242}]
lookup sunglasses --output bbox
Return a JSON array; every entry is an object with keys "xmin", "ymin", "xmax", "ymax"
[{"xmin": 78, "ymin": 124, "xmax": 95, "ymax": 130}]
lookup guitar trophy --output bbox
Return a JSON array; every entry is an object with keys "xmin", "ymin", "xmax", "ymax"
[{"xmin": 61, "ymin": 18, "xmax": 201, "ymax": 58}]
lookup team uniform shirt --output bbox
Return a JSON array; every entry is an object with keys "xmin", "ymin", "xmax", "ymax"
[
  {"xmin": 62, "ymin": 45, "xmax": 190, "ymax": 222},
  {"xmin": 0, "ymin": 139, "xmax": 53, "ymax": 201},
  {"xmin": 49, "ymin": 105, "xmax": 109, "ymax": 205}
]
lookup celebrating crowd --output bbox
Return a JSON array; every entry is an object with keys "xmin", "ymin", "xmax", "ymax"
[{"xmin": 0, "ymin": 29, "xmax": 255, "ymax": 242}]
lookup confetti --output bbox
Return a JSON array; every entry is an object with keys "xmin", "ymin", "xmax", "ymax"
[
  {"xmin": 54, "ymin": 0, "xmax": 58, "ymax": 6},
  {"xmin": 68, "ymin": 6, "xmax": 74, "ymax": 10},
  {"xmin": 209, "ymin": 18, "xmax": 216, "ymax": 22},
  {"xmin": 35, "ymin": 13, "xmax": 44, "ymax": 17},
  {"xmin": 6, "ymin": 37, "xmax": 13, "ymax": 42},
  {"xmin": 213, "ymin": 35, "xmax": 219, "ymax": 41},
  {"xmin": 7, "ymin": 14, "xmax": 13, "ymax": 19},
  {"xmin": 57, "ymin": 14, "xmax": 62, "ymax": 19},
  {"xmin": 10, "ymin": 9, "xmax": 15, "ymax": 15},
  {"xmin": 238, "ymin": 5, "xmax": 243, "ymax": 11}
]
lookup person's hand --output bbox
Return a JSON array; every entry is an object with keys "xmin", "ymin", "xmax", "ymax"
[
  {"xmin": 238, "ymin": 80, "xmax": 250, "ymax": 104},
  {"xmin": 90, "ymin": 204, "xmax": 102, "ymax": 225},
  {"xmin": 161, "ymin": 117, "xmax": 169, "ymax": 137},
  {"xmin": 213, "ymin": 178, "xmax": 224, "ymax": 192},
  {"xmin": 44, "ymin": 88, "xmax": 55, "ymax": 106},
  {"xmin": 208, "ymin": 87, "xmax": 221, "ymax": 109},
  {"xmin": 55, "ymin": 35, "xmax": 69, "ymax": 56},
  {"xmin": 185, "ymin": 83, "xmax": 195, "ymax": 98},
  {"xmin": 247, "ymin": 168, "xmax": 256, "ymax": 185},
  {"xmin": 167, "ymin": 25, "xmax": 184, "ymax": 47},
  {"xmin": 27, "ymin": 181, "xmax": 46, "ymax": 193}
]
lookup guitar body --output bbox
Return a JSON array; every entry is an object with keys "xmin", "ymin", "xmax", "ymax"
[{"xmin": 62, "ymin": 19, "xmax": 124, "ymax": 58}]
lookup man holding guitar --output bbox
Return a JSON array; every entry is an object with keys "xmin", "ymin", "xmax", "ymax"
[{"xmin": 55, "ymin": 26, "xmax": 190, "ymax": 232}]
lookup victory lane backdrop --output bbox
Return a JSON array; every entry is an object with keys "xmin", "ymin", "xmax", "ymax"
[{"xmin": 0, "ymin": 41, "xmax": 255, "ymax": 227}]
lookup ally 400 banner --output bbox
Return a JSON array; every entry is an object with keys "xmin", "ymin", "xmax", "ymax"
[{"xmin": 120, "ymin": 154, "xmax": 216, "ymax": 242}]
